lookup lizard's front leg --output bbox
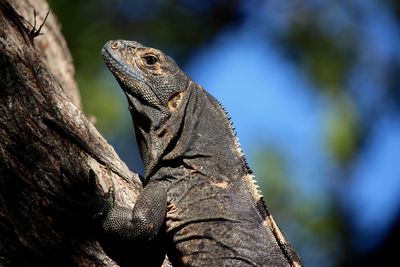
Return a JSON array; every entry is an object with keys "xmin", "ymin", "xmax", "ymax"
[{"xmin": 100, "ymin": 181, "xmax": 168, "ymax": 242}]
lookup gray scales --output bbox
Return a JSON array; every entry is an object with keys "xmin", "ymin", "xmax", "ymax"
[{"xmin": 100, "ymin": 40, "xmax": 302, "ymax": 267}]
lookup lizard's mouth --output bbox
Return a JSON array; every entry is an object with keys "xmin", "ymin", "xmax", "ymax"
[
  {"xmin": 102, "ymin": 41, "xmax": 148, "ymax": 89},
  {"xmin": 102, "ymin": 42, "xmax": 166, "ymax": 112},
  {"xmin": 102, "ymin": 42, "xmax": 168, "ymax": 120}
]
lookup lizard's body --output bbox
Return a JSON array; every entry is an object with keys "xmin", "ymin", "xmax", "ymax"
[{"xmin": 101, "ymin": 40, "xmax": 302, "ymax": 267}]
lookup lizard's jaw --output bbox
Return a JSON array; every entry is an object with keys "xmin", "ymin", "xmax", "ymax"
[
  {"xmin": 102, "ymin": 43, "xmax": 147, "ymax": 93},
  {"xmin": 102, "ymin": 42, "xmax": 165, "ymax": 113}
]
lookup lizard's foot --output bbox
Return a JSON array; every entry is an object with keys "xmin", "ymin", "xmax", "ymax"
[{"xmin": 93, "ymin": 182, "xmax": 116, "ymax": 221}]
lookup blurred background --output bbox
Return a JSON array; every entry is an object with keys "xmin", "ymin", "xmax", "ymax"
[{"xmin": 47, "ymin": 0, "xmax": 400, "ymax": 266}]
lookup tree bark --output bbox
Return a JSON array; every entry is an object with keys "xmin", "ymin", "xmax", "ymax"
[{"xmin": 0, "ymin": 0, "xmax": 170, "ymax": 266}]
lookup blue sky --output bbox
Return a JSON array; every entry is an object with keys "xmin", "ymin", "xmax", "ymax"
[{"xmin": 347, "ymin": 114, "xmax": 400, "ymax": 249}]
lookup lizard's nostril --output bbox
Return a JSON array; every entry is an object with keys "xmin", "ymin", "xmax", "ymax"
[{"xmin": 111, "ymin": 41, "xmax": 120, "ymax": 49}]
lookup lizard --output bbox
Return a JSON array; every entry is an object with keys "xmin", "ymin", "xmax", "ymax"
[{"xmin": 100, "ymin": 39, "xmax": 303, "ymax": 267}]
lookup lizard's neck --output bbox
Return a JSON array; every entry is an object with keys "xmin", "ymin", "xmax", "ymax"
[{"xmin": 154, "ymin": 82, "xmax": 251, "ymax": 179}]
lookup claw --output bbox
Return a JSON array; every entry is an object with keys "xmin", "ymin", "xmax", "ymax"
[
  {"xmin": 105, "ymin": 183, "xmax": 116, "ymax": 204},
  {"xmin": 93, "ymin": 183, "xmax": 115, "ymax": 221}
]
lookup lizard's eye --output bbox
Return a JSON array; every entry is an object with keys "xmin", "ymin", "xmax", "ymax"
[{"xmin": 143, "ymin": 55, "xmax": 158, "ymax": 66}]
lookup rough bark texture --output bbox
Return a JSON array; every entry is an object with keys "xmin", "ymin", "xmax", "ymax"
[
  {"xmin": 0, "ymin": 0, "xmax": 172, "ymax": 266},
  {"xmin": 10, "ymin": 0, "xmax": 81, "ymax": 109}
]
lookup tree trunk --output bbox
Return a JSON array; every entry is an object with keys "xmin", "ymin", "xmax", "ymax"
[{"xmin": 0, "ymin": 0, "xmax": 170, "ymax": 266}]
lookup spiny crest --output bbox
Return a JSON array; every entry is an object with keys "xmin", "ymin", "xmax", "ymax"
[
  {"xmin": 209, "ymin": 94, "xmax": 254, "ymax": 175},
  {"xmin": 243, "ymin": 173, "xmax": 300, "ymax": 266},
  {"xmin": 213, "ymin": 91, "xmax": 299, "ymax": 266}
]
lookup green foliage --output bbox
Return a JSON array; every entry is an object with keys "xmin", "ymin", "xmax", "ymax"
[
  {"xmin": 77, "ymin": 71, "xmax": 128, "ymax": 136},
  {"xmin": 325, "ymin": 93, "xmax": 361, "ymax": 166},
  {"xmin": 280, "ymin": 6, "xmax": 364, "ymax": 168},
  {"xmin": 286, "ymin": 24, "xmax": 354, "ymax": 91},
  {"xmin": 48, "ymin": 0, "xmax": 126, "ymax": 134}
]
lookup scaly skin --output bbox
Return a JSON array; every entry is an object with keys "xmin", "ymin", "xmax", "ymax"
[{"xmin": 101, "ymin": 40, "xmax": 302, "ymax": 267}]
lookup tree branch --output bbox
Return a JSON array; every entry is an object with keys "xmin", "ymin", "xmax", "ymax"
[
  {"xmin": 10, "ymin": 0, "xmax": 81, "ymax": 108},
  {"xmin": 0, "ymin": 0, "xmax": 172, "ymax": 266}
]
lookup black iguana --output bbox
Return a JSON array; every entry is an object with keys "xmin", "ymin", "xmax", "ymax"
[{"xmin": 100, "ymin": 39, "xmax": 302, "ymax": 267}]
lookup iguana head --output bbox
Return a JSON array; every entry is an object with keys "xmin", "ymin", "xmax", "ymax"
[
  {"xmin": 102, "ymin": 40, "xmax": 190, "ymax": 178},
  {"xmin": 102, "ymin": 40, "xmax": 190, "ymax": 121}
]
